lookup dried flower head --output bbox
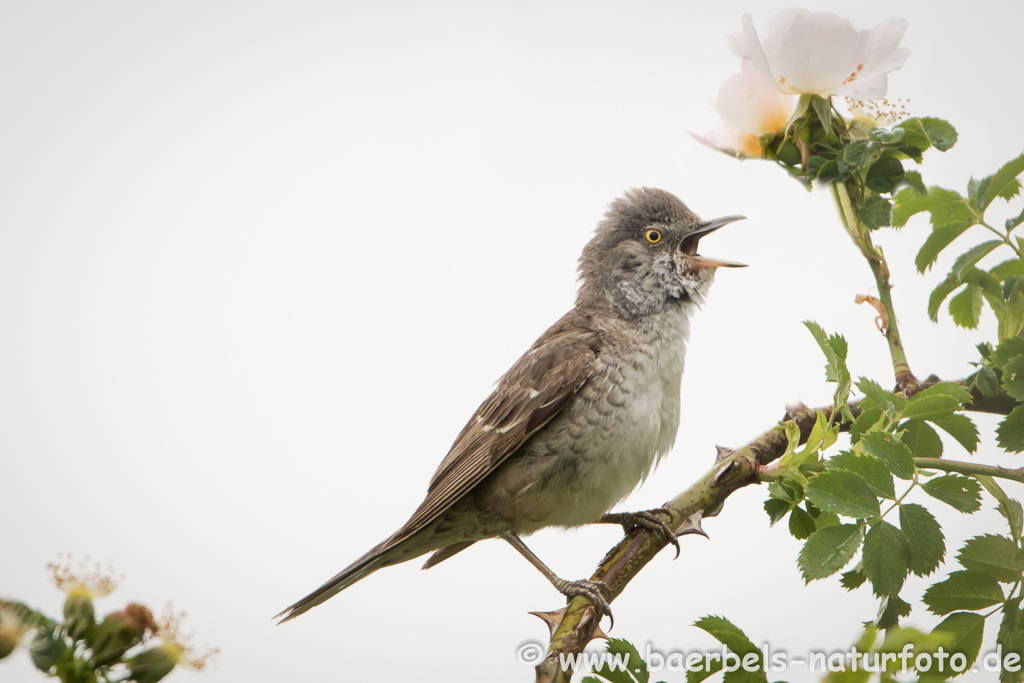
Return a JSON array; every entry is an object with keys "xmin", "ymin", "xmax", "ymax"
[
  {"xmin": 155, "ymin": 604, "xmax": 218, "ymax": 671},
  {"xmin": 48, "ymin": 554, "xmax": 121, "ymax": 598}
]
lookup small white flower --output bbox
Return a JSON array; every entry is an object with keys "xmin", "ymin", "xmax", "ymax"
[
  {"xmin": 729, "ymin": 10, "xmax": 910, "ymax": 99},
  {"xmin": 693, "ymin": 60, "xmax": 796, "ymax": 158}
]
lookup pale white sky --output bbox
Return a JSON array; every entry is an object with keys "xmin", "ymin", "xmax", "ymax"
[{"xmin": 2, "ymin": 2, "xmax": 1023, "ymax": 682}]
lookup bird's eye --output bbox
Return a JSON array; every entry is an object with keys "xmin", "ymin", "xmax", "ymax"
[{"xmin": 644, "ymin": 229, "xmax": 662, "ymax": 244}]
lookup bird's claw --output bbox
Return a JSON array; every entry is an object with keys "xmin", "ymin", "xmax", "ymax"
[
  {"xmin": 602, "ymin": 509, "xmax": 681, "ymax": 559},
  {"xmin": 552, "ymin": 578, "xmax": 614, "ymax": 629}
]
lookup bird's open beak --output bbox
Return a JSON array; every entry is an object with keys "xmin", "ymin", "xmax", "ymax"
[{"xmin": 686, "ymin": 215, "xmax": 747, "ymax": 269}]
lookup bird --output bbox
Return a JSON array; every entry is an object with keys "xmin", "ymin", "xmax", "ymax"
[{"xmin": 277, "ymin": 187, "xmax": 744, "ymax": 622}]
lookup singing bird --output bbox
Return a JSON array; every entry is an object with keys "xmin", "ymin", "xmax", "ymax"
[{"xmin": 278, "ymin": 188, "xmax": 744, "ymax": 622}]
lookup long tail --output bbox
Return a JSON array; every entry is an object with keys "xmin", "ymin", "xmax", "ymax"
[{"xmin": 275, "ymin": 542, "xmax": 393, "ymax": 623}]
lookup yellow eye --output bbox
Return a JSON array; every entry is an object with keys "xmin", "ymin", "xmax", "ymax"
[{"xmin": 644, "ymin": 229, "xmax": 662, "ymax": 244}]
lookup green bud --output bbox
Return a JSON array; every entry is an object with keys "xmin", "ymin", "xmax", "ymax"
[
  {"xmin": 88, "ymin": 604, "xmax": 156, "ymax": 666},
  {"xmin": 29, "ymin": 627, "xmax": 68, "ymax": 673},
  {"xmin": 849, "ymin": 116, "xmax": 879, "ymax": 140},
  {"xmin": 63, "ymin": 587, "xmax": 96, "ymax": 641},
  {"xmin": 126, "ymin": 645, "xmax": 177, "ymax": 683}
]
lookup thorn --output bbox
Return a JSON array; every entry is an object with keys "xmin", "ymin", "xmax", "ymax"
[
  {"xmin": 676, "ymin": 511, "xmax": 708, "ymax": 539},
  {"xmin": 715, "ymin": 445, "xmax": 733, "ymax": 462}
]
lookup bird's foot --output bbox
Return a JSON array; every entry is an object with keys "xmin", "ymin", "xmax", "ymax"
[
  {"xmin": 600, "ymin": 509, "xmax": 696, "ymax": 559},
  {"xmin": 550, "ymin": 577, "xmax": 614, "ymax": 629}
]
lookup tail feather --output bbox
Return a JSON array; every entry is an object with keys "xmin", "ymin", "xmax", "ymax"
[{"xmin": 275, "ymin": 546, "xmax": 389, "ymax": 623}]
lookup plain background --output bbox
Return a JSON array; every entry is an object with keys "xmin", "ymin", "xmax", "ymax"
[{"xmin": 3, "ymin": 1, "xmax": 1023, "ymax": 681}]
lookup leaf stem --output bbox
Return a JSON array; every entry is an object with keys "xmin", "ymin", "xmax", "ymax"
[
  {"xmin": 978, "ymin": 218, "xmax": 1022, "ymax": 257},
  {"xmin": 915, "ymin": 458, "xmax": 1024, "ymax": 484},
  {"xmin": 830, "ymin": 181, "xmax": 920, "ymax": 394}
]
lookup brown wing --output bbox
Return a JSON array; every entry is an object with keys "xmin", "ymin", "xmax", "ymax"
[{"xmin": 385, "ymin": 320, "xmax": 598, "ymax": 548}]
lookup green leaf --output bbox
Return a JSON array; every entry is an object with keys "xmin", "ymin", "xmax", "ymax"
[
  {"xmin": 876, "ymin": 596, "xmax": 912, "ymax": 629},
  {"xmin": 865, "ymin": 156, "xmax": 905, "ymax": 193},
  {"xmin": 932, "ymin": 612, "xmax": 985, "ymax": 672},
  {"xmin": 840, "ymin": 569, "xmax": 867, "ymax": 590},
  {"xmin": 856, "ymin": 377, "xmax": 906, "ymax": 412},
  {"xmin": 844, "ymin": 139, "xmax": 877, "ymax": 168},
  {"xmin": 997, "ymin": 404, "xmax": 1024, "ymax": 453},
  {"xmin": 918, "ymin": 221, "xmax": 976, "ymax": 273},
  {"xmin": 870, "ymin": 127, "xmax": 905, "ymax": 144},
  {"xmin": 1007, "ymin": 207, "xmax": 1024, "ymax": 232},
  {"xmin": 827, "ymin": 450, "xmax": 896, "ymax": 500},
  {"xmin": 957, "ymin": 535, "xmax": 1024, "ymax": 583},
  {"xmin": 693, "ymin": 615, "xmax": 760, "ymax": 656},
  {"xmin": 590, "ymin": 639, "xmax": 645, "ymax": 683},
  {"xmin": 919, "ymin": 117, "xmax": 959, "ymax": 151},
  {"xmin": 900, "ymin": 419, "xmax": 943, "ymax": 459},
  {"xmin": 929, "ymin": 276, "xmax": 962, "ymax": 320},
  {"xmin": 923, "ymin": 570, "xmax": 1003, "ymax": 615},
  {"xmin": 999, "ymin": 500, "xmax": 1024, "ymax": 543},
  {"xmin": 859, "ymin": 430, "xmax": 915, "ymax": 480},
  {"xmin": 921, "ymin": 474, "xmax": 983, "ymax": 513},
  {"xmin": 900, "ymin": 503, "xmax": 945, "ymax": 577},
  {"xmin": 951, "ymin": 240, "xmax": 1005, "ymax": 282},
  {"xmin": 849, "ymin": 399, "xmax": 884, "ymax": 444},
  {"xmin": 929, "ymin": 413, "xmax": 980, "ymax": 453},
  {"xmin": 764, "ymin": 498, "xmax": 792, "ymax": 526},
  {"xmin": 892, "ymin": 186, "xmax": 972, "ymax": 228},
  {"xmin": 902, "ymin": 394, "xmax": 962, "ymax": 421},
  {"xmin": 976, "ymin": 365, "xmax": 1001, "ymax": 397},
  {"xmin": 948, "ymin": 283, "xmax": 984, "ymax": 328},
  {"xmin": 858, "ymin": 194, "xmax": 893, "ymax": 229},
  {"xmin": 810, "ymin": 94, "xmax": 832, "ymax": 132},
  {"xmin": 997, "ymin": 598, "xmax": 1024, "ymax": 683},
  {"xmin": 1003, "ymin": 355, "xmax": 1024, "ymax": 401},
  {"xmin": 914, "ymin": 380, "xmax": 973, "ymax": 404},
  {"xmin": 788, "ymin": 506, "xmax": 816, "ymax": 540},
  {"xmin": 993, "ymin": 258, "xmax": 1024, "ymax": 281},
  {"xmin": 799, "ymin": 523, "xmax": 864, "ymax": 581},
  {"xmin": 904, "ymin": 170, "xmax": 926, "ymax": 194},
  {"xmin": 976, "ymin": 153, "xmax": 1024, "ymax": 211},
  {"xmin": 803, "ymin": 321, "xmax": 852, "ymax": 413},
  {"xmin": 806, "ymin": 470, "xmax": 881, "ymax": 518},
  {"xmin": 862, "ymin": 521, "xmax": 911, "ymax": 597},
  {"xmin": 992, "ymin": 337, "xmax": 1024, "ymax": 367}
]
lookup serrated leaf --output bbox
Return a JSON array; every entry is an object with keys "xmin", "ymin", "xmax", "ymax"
[
  {"xmin": 976, "ymin": 153, "xmax": 1024, "ymax": 211},
  {"xmin": 876, "ymin": 595, "xmax": 912, "ymax": 629},
  {"xmin": 993, "ymin": 258, "xmax": 1024, "ymax": 281},
  {"xmin": 916, "ymin": 221, "xmax": 975, "ymax": 272},
  {"xmin": 992, "ymin": 337, "xmax": 1024, "ymax": 367},
  {"xmin": 998, "ymin": 500, "xmax": 1024, "ymax": 543},
  {"xmin": 810, "ymin": 94, "xmax": 832, "ymax": 132},
  {"xmin": 923, "ymin": 570, "xmax": 1003, "ymax": 615},
  {"xmin": 1003, "ymin": 356, "xmax": 1024, "ymax": 401},
  {"xmin": 827, "ymin": 450, "xmax": 896, "ymax": 500},
  {"xmin": 904, "ymin": 170, "xmax": 925, "ymax": 194},
  {"xmin": 998, "ymin": 598, "xmax": 1024, "ymax": 683},
  {"xmin": 957, "ymin": 534, "xmax": 1024, "ymax": 583},
  {"xmin": 892, "ymin": 186, "xmax": 972, "ymax": 228},
  {"xmin": 803, "ymin": 321, "xmax": 852, "ymax": 412},
  {"xmin": 694, "ymin": 615, "xmax": 760, "ymax": 656},
  {"xmin": 870, "ymin": 127, "xmax": 905, "ymax": 144},
  {"xmin": 686, "ymin": 656, "xmax": 723, "ymax": 683},
  {"xmin": 859, "ymin": 430, "xmax": 915, "ymax": 480},
  {"xmin": 900, "ymin": 419, "xmax": 943, "ymax": 459},
  {"xmin": 900, "ymin": 504, "xmax": 945, "ymax": 577},
  {"xmin": 806, "ymin": 470, "xmax": 881, "ymax": 518},
  {"xmin": 789, "ymin": 506, "xmax": 816, "ymax": 540},
  {"xmin": 591, "ymin": 638, "xmax": 645, "ymax": 683},
  {"xmin": 859, "ymin": 194, "xmax": 893, "ymax": 229},
  {"xmin": 920, "ymin": 117, "xmax": 959, "ymax": 151},
  {"xmin": 929, "ymin": 413, "xmax": 980, "ymax": 453},
  {"xmin": 915, "ymin": 380, "xmax": 974, "ymax": 404},
  {"xmin": 844, "ymin": 139, "xmax": 878, "ymax": 168},
  {"xmin": 929, "ymin": 276, "xmax": 963, "ymax": 320},
  {"xmin": 932, "ymin": 612, "xmax": 985, "ymax": 671},
  {"xmin": 950, "ymin": 240, "xmax": 1005, "ymax": 283},
  {"xmin": 976, "ymin": 366, "xmax": 1001, "ymax": 397},
  {"xmin": 856, "ymin": 377, "xmax": 906, "ymax": 412},
  {"xmin": 799, "ymin": 523, "xmax": 864, "ymax": 581},
  {"xmin": 997, "ymin": 404, "xmax": 1024, "ymax": 453},
  {"xmin": 862, "ymin": 521, "xmax": 911, "ymax": 597},
  {"xmin": 902, "ymin": 394, "xmax": 962, "ymax": 421},
  {"xmin": 865, "ymin": 156, "xmax": 905, "ymax": 193},
  {"xmin": 840, "ymin": 569, "xmax": 867, "ymax": 590},
  {"xmin": 850, "ymin": 399, "xmax": 884, "ymax": 444},
  {"xmin": 921, "ymin": 474, "xmax": 983, "ymax": 512},
  {"xmin": 764, "ymin": 498, "xmax": 792, "ymax": 526},
  {"xmin": 949, "ymin": 283, "xmax": 984, "ymax": 328},
  {"xmin": 1007, "ymin": 207, "xmax": 1024, "ymax": 233}
]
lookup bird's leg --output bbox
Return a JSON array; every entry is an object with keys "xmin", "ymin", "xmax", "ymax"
[
  {"xmin": 599, "ymin": 509, "xmax": 708, "ymax": 559},
  {"xmin": 499, "ymin": 531, "xmax": 613, "ymax": 626}
]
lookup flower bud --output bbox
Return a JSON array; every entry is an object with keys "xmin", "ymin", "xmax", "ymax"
[
  {"xmin": 29, "ymin": 627, "xmax": 68, "ymax": 674},
  {"xmin": 0, "ymin": 606, "xmax": 24, "ymax": 659},
  {"xmin": 89, "ymin": 603, "xmax": 156, "ymax": 665},
  {"xmin": 126, "ymin": 644, "xmax": 177, "ymax": 683},
  {"xmin": 63, "ymin": 586, "xmax": 96, "ymax": 640}
]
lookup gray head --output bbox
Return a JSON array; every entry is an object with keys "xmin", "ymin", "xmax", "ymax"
[{"xmin": 577, "ymin": 187, "xmax": 745, "ymax": 319}]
